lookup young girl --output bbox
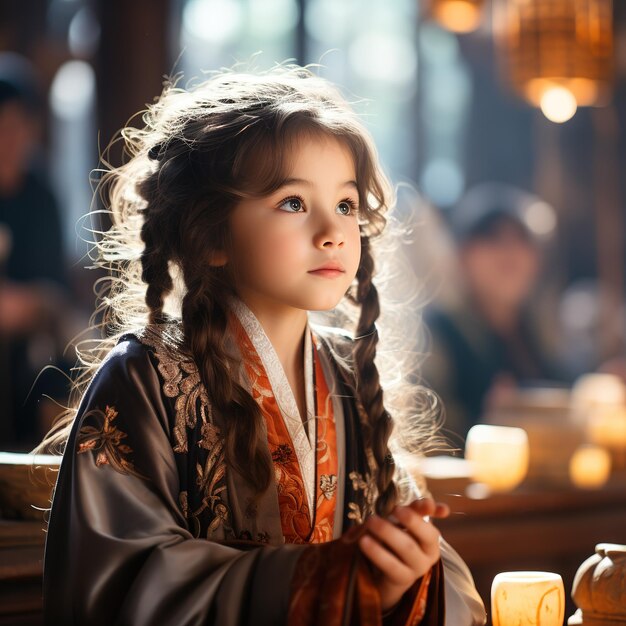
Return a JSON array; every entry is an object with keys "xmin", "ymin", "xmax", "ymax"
[{"xmin": 43, "ymin": 66, "xmax": 486, "ymax": 625}]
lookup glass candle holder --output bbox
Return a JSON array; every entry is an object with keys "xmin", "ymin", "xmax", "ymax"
[
  {"xmin": 587, "ymin": 405, "xmax": 626, "ymax": 449},
  {"xmin": 492, "ymin": 571, "xmax": 565, "ymax": 626},
  {"xmin": 569, "ymin": 444, "xmax": 612, "ymax": 489},
  {"xmin": 465, "ymin": 425, "xmax": 529, "ymax": 492}
]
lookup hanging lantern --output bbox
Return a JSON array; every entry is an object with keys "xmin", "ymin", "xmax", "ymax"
[
  {"xmin": 495, "ymin": 0, "xmax": 614, "ymax": 123},
  {"xmin": 426, "ymin": 0, "xmax": 487, "ymax": 34}
]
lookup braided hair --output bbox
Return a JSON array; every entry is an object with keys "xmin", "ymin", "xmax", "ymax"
[{"xmin": 45, "ymin": 66, "xmax": 409, "ymax": 514}]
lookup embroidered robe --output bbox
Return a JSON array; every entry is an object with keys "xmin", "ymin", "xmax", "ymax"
[{"xmin": 43, "ymin": 304, "xmax": 486, "ymax": 626}]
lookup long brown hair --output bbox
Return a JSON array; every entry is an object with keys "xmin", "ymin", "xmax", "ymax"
[{"xmin": 44, "ymin": 65, "xmax": 410, "ymax": 516}]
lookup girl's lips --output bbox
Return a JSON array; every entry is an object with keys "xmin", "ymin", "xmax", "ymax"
[{"xmin": 308, "ymin": 268, "xmax": 345, "ymax": 278}]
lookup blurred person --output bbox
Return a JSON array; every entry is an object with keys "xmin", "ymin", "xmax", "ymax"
[
  {"xmin": 0, "ymin": 53, "xmax": 70, "ymax": 448},
  {"xmin": 423, "ymin": 183, "xmax": 565, "ymax": 444}
]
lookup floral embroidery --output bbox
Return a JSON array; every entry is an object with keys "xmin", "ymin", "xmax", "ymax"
[
  {"xmin": 319, "ymin": 474, "xmax": 337, "ymax": 501},
  {"xmin": 347, "ymin": 471, "xmax": 376, "ymax": 524},
  {"xmin": 179, "ymin": 490, "xmax": 189, "ymax": 517},
  {"xmin": 272, "ymin": 443, "xmax": 294, "ymax": 465},
  {"xmin": 137, "ymin": 326, "xmax": 212, "ymax": 454},
  {"xmin": 77, "ymin": 405, "xmax": 142, "ymax": 477},
  {"xmin": 192, "ymin": 426, "xmax": 231, "ymax": 538},
  {"xmin": 198, "ymin": 421, "xmax": 221, "ymax": 450},
  {"xmin": 134, "ymin": 325, "xmax": 230, "ymax": 539}
]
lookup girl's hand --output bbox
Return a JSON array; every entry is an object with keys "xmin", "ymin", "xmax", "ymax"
[{"xmin": 358, "ymin": 498, "xmax": 450, "ymax": 612}]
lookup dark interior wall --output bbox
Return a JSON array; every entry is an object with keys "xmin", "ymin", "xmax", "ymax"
[
  {"xmin": 0, "ymin": 0, "xmax": 47, "ymax": 55},
  {"xmin": 95, "ymin": 0, "xmax": 174, "ymax": 166}
]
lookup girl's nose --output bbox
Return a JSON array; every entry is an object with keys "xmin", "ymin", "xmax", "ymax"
[{"xmin": 314, "ymin": 216, "xmax": 345, "ymax": 249}]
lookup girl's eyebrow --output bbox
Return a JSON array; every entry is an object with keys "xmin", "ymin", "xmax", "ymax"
[{"xmin": 279, "ymin": 177, "xmax": 358, "ymax": 190}]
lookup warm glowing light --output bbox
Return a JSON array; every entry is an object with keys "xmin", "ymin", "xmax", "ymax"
[
  {"xmin": 492, "ymin": 572, "xmax": 565, "ymax": 626},
  {"xmin": 569, "ymin": 445, "xmax": 612, "ymax": 489},
  {"xmin": 572, "ymin": 374, "xmax": 626, "ymax": 416},
  {"xmin": 430, "ymin": 0, "xmax": 484, "ymax": 34},
  {"xmin": 587, "ymin": 405, "xmax": 626, "ymax": 448},
  {"xmin": 496, "ymin": 0, "xmax": 614, "ymax": 112},
  {"xmin": 540, "ymin": 86, "xmax": 578, "ymax": 123},
  {"xmin": 465, "ymin": 425, "xmax": 529, "ymax": 492}
]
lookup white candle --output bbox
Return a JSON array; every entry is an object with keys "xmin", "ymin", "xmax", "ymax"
[
  {"xmin": 586, "ymin": 405, "xmax": 626, "ymax": 448},
  {"xmin": 571, "ymin": 373, "xmax": 626, "ymax": 416},
  {"xmin": 569, "ymin": 444, "xmax": 612, "ymax": 489},
  {"xmin": 465, "ymin": 425, "xmax": 529, "ymax": 492},
  {"xmin": 492, "ymin": 571, "xmax": 565, "ymax": 626}
]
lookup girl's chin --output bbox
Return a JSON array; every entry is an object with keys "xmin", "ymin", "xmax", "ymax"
[{"xmin": 304, "ymin": 297, "xmax": 345, "ymax": 312}]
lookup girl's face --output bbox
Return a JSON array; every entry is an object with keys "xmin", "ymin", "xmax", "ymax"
[{"xmin": 226, "ymin": 134, "xmax": 362, "ymax": 315}]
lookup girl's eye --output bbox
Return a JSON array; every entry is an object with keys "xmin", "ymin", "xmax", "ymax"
[
  {"xmin": 337, "ymin": 200, "xmax": 357, "ymax": 216},
  {"xmin": 278, "ymin": 197, "xmax": 305, "ymax": 213}
]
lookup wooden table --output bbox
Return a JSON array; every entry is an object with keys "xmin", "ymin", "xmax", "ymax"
[
  {"xmin": 432, "ymin": 478, "xmax": 626, "ymax": 625},
  {"xmin": 2, "ymin": 479, "xmax": 626, "ymax": 625},
  {"xmin": 0, "ymin": 520, "xmax": 45, "ymax": 625}
]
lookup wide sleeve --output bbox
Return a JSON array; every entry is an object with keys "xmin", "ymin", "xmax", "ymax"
[
  {"xmin": 375, "ymin": 536, "xmax": 485, "ymax": 626},
  {"xmin": 440, "ymin": 539, "xmax": 486, "ymax": 625},
  {"xmin": 43, "ymin": 339, "xmax": 305, "ymax": 626},
  {"xmin": 392, "ymin": 463, "xmax": 487, "ymax": 625}
]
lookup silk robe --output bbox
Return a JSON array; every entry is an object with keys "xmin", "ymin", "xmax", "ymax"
[{"xmin": 43, "ymin": 301, "xmax": 486, "ymax": 625}]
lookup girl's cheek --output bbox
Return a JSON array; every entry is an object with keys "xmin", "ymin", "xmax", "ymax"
[{"xmin": 268, "ymin": 232, "xmax": 306, "ymax": 259}]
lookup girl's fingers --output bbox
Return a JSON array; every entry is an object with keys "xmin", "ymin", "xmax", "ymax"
[
  {"xmin": 410, "ymin": 497, "xmax": 436, "ymax": 518},
  {"xmin": 409, "ymin": 498, "xmax": 450, "ymax": 519},
  {"xmin": 364, "ymin": 513, "xmax": 439, "ymax": 573},
  {"xmin": 358, "ymin": 534, "xmax": 414, "ymax": 586},
  {"xmin": 393, "ymin": 506, "xmax": 442, "ymax": 561},
  {"xmin": 366, "ymin": 515, "xmax": 424, "ymax": 561},
  {"xmin": 434, "ymin": 501, "xmax": 450, "ymax": 519}
]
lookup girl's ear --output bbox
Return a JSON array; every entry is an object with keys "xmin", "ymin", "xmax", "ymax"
[{"xmin": 208, "ymin": 250, "xmax": 228, "ymax": 267}]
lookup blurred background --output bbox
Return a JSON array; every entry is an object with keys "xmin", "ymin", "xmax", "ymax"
[{"xmin": 1, "ymin": 1, "xmax": 626, "ymax": 623}]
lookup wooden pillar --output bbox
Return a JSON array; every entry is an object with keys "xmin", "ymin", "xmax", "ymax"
[{"xmin": 95, "ymin": 0, "xmax": 173, "ymax": 166}]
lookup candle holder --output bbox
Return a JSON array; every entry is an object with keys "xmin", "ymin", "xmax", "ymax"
[
  {"xmin": 492, "ymin": 571, "xmax": 565, "ymax": 626},
  {"xmin": 568, "ymin": 445, "xmax": 612, "ymax": 490},
  {"xmin": 465, "ymin": 425, "xmax": 529, "ymax": 493}
]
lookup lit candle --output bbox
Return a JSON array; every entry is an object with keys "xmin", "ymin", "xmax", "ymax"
[
  {"xmin": 569, "ymin": 444, "xmax": 612, "ymax": 489},
  {"xmin": 571, "ymin": 373, "xmax": 626, "ymax": 418},
  {"xmin": 465, "ymin": 425, "xmax": 529, "ymax": 492},
  {"xmin": 586, "ymin": 405, "xmax": 626, "ymax": 449},
  {"xmin": 492, "ymin": 571, "xmax": 565, "ymax": 626}
]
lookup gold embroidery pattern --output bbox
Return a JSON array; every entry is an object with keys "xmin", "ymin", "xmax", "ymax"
[
  {"xmin": 346, "ymin": 471, "xmax": 376, "ymax": 524},
  {"xmin": 194, "ymin": 422, "xmax": 231, "ymax": 537},
  {"xmin": 179, "ymin": 490, "xmax": 189, "ymax": 517},
  {"xmin": 318, "ymin": 474, "xmax": 337, "ymax": 504},
  {"xmin": 134, "ymin": 326, "xmax": 230, "ymax": 539},
  {"xmin": 137, "ymin": 326, "xmax": 212, "ymax": 454},
  {"xmin": 176, "ymin": 431, "xmax": 231, "ymax": 540},
  {"xmin": 77, "ymin": 405, "xmax": 142, "ymax": 477}
]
